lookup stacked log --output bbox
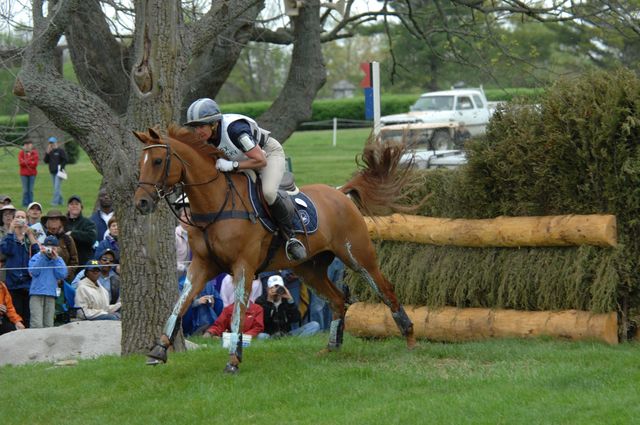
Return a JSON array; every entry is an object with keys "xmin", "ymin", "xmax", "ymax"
[
  {"xmin": 345, "ymin": 303, "xmax": 618, "ymax": 345},
  {"xmin": 364, "ymin": 214, "xmax": 617, "ymax": 247}
]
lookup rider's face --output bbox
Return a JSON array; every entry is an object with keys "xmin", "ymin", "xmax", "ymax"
[{"xmin": 193, "ymin": 124, "xmax": 213, "ymax": 143}]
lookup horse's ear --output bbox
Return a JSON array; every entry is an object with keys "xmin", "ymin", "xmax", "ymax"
[
  {"xmin": 133, "ymin": 130, "xmax": 150, "ymax": 145},
  {"xmin": 148, "ymin": 128, "xmax": 161, "ymax": 141}
]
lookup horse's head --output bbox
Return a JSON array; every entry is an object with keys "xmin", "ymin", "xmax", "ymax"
[{"xmin": 133, "ymin": 128, "xmax": 183, "ymax": 215}]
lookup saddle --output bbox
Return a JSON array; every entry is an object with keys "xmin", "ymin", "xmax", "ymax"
[{"xmin": 246, "ymin": 171, "xmax": 319, "ymax": 235}]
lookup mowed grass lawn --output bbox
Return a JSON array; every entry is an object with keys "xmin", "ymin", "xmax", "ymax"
[
  {"xmin": 2, "ymin": 127, "xmax": 639, "ymax": 423},
  {"xmin": 0, "ymin": 127, "xmax": 371, "ymax": 210},
  {"xmin": 1, "ymin": 335, "xmax": 639, "ymax": 424}
]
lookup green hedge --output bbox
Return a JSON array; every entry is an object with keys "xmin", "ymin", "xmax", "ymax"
[{"xmin": 347, "ymin": 69, "xmax": 640, "ymax": 326}]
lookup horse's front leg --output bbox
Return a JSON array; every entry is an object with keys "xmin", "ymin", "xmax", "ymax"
[
  {"xmin": 223, "ymin": 269, "xmax": 252, "ymax": 374},
  {"xmin": 146, "ymin": 269, "xmax": 209, "ymax": 365}
]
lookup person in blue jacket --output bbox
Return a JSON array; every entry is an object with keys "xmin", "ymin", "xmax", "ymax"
[
  {"xmin": 0, "ymin": 209, "xmax": 39, "ymax": 326},
  {"xmin": 28, "ymin": 235, "xmax": 67, "ymax": 328}
]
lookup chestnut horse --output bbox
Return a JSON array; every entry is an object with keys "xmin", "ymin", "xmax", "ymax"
[{"xmin": 133, "ymin": 125, "xmax": 416, "ymax": 373}]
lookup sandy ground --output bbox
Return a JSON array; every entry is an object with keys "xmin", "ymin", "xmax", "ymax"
[{"xmin": 0, "ymin": 321, "xmax": 122, "ymax": 366}]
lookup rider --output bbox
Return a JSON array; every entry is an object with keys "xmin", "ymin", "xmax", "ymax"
[{"xmin": 183, "ymin": 98, "xmax": 307, "ymax": 262}]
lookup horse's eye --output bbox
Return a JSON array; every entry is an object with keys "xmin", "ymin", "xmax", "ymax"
[{"xmin": 153, "ymin": 158, "xmax": 163, "ymax": 165}]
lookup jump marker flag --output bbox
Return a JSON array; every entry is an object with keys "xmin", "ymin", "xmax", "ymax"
[{"xmin": 360, "ymin": 61, "xmax": 381, "ymax": 135}]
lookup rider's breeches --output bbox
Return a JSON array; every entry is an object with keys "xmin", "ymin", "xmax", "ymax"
[{"xmin": 260, "ymin": 137, "xmax": 286, "ymax": 205}]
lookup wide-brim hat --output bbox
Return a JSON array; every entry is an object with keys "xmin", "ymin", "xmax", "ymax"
[{"xmin": 41, "ymin": 209, "xmax": 67, "ymax": 225}]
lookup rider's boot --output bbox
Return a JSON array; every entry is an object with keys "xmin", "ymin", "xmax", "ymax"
[{"xmin": 269, "ymin": 194, "xmax": 307, "ymax": 261}]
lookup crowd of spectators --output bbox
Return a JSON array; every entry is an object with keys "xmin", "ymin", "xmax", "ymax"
[
  {"xmin": 0, "ymin": 148, "xmax": 348, "ymax": 348},
  {"xmin": 0, "ymin": 181, "xmax": 120, "ymax": 334}
]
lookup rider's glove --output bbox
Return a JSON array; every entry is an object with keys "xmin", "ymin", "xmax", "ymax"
[{"xmin": 216, "ymin": 158, "xmax": 234, "ymax": 172}]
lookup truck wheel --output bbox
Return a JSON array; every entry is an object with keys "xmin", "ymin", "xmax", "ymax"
[{"xmin": 432, "ymin": 130, "xmax": 452, "ymax": 150}]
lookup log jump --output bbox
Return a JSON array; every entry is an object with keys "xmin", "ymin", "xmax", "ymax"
[
  {"xmin": 364, "ymin": 214, "xmax": 617, "ymax": 248},
  {"xmin": 345, "ymin": 303, "xmax": 618, "ymax": 345}
]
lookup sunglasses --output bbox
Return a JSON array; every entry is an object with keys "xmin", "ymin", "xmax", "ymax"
[{"xmin": 99, "ymin": 257, "xmax": 113, "ymax": 262}]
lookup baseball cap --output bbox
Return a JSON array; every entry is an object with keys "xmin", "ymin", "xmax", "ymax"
[
  {"xmin": 0, "ymin": 194, "xmax": 12, "ymax": 204},
  {"xmin": 85, "ymin": 259, "xmax": 101, "ymax": 270},
  {"xmin": 48, "ymin": 137, "xmax": 58, "ymax": 143},
  {"xmin": 43, "ymin": 235, "xmax": 59, "ymax": 246},
  {"xmin": 27, "ymin": 201, "xmax": 42, "ymax": 211},
  {"xmin": 68, "ymin": 195, "xmax": 82, "ymax": 204},
  {"xmin": 267, "ymin": 275, "xmax": 285, "ymax": 288}
]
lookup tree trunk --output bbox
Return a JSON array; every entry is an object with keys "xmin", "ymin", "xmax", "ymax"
[
  {"xmin": 259, "ymin": 0, "xmax": 326, "ymax": 142},
  {"xmin": 364, "ymin": 213, "xmax": 618, "ymax": 248}
]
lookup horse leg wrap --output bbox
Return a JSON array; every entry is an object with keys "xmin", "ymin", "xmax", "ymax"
[
  {"xmin": 328, "ymin": 318, "xmax": 344, "ymax": 350},
  {"xmin": 392, "ymin": 306, "xmax": 413, "ymax": 337}
]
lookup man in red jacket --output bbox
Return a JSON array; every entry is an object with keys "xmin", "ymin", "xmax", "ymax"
[
  {"xmin": 203, "ymin": 301, "xmax": 264, "ymax": 338},
  {"xmin": 18, "ymin": 140, "xmax": 39, "ymax": 207}
]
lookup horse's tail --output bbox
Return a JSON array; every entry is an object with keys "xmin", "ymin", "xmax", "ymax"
[{"xmin": 340, "ymin": 133, "xmax": 424, "ymax": 217}]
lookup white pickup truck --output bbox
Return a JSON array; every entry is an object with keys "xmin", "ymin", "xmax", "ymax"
[{"xmin": 380, "ymin": 88, "xmax": 492, "ymax": 138}]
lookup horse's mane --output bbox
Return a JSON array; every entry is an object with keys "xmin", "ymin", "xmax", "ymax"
[{"xmin": 166, "ymin": 123, "xmax": 224, "ymax": 161}]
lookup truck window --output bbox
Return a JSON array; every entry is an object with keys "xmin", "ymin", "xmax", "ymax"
[
  {"xmin": 457, "ymin": 96, "xmax": 474, "ymax": 110},
  {"xmin": 472, "ymin": 94, "xmax": 484, "ymax": 108},
  {"xmin": 414, "ymin": 95, "xmax": 454, "ymax": 112}
]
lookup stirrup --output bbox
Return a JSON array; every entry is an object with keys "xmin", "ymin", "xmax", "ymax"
[{"xmin": 285, "ymin": 238, "xmax": 307, "ymax": 261}]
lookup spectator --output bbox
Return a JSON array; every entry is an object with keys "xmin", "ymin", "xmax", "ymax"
[
  {"xmin": 0, "ymin": 210, "xmax": 39, "ymax": 326},
  {"xmin": 219, "ymin": 273, "xmax": 262, "ymax": 308},
  {"xmin": 90, "ymin": 188, "xmax": 115, "ymax": 243},
  {"xmin": 0, "ymin": 204, "xmax": 17, "ymax": 281},
  {"xmin": 95, "ymin": 217, "xmax": 120, "ymax": 263},
  {"xmin": 203, "ymin": 300, "xmax": 264, "ymax": 339},
  {"xmin": 257, "ymin": 274, "xmax": 320, "ymax": 339},
  {"xmin": 43, "ymin": 136, "xmax": 67, "ymax": 206},
  {"xmin": 74, "ymin": 259, "xmax": 121, "ymax": 321},
  {"xmin": 0, "ymin": 195, "xmax": 12, "ymax": 206},
  {"xmin": 309, "ymin": 257, "xmax": 345, "ymax": 331},
  {"xmin": 28, "ymin": 235, "xmax": 67, "ymax": 328},
  {"xmin": 175, "ymin": 207, "xmax": 191, "ymax": 279},
  {"xmin": 0, "ymin": 281, "xmax": 26, "ymax": 334},
  {"xmin": 0, "ymin": 204, "xmax": 16, "ymax": 240},
  {"xmin": 65, "ymin": 195, "xmax": 97, "ymax": 265},
  {"xmin": 454, "ymin": 122, "xmax": 471, "ymax": 149},
  {"xmin": 181, "ymin": 283, "xmax": 221, "ymax": 336},
  {"xmin": 27, "ymin": 202, "xmax": 46, "ymax": 243},
  {"xmin": 42, "ymin": 209, "xmax": 79, "ymax": 281},
  {"xmin": 18, "ymin": 139, "xmax": 39, "ymax": 207}
]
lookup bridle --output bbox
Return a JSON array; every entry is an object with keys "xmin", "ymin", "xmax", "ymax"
[
  {"xmin": 136, "ymin": 141, "xmax": 224, "ymax": 228},
  {"xmin": 137, "ymin": 143, "xmax": 176, "ymax": 200}
]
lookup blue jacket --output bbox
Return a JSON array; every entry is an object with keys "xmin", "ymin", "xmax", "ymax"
[
  {"xmin": 0, "ymin": 233, "xmax": 39, "ymax": 290},
  {"xmin": 28, "ymin": 252, "xmax": 67, "ymax": 297},
  {"xmin": 90, "ymin": 210, "xmax": 110, "ymax": 243},
  {"xmin": 95, "ymin": 235, "xmax": 120, "ymax": 262}
]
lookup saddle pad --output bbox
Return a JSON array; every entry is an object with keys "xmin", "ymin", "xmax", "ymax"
[{"xmin": 247, "ymin": 178, "xmax": 319, "ymax": 234}]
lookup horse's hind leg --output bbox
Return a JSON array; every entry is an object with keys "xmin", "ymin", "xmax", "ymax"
[
  {"xmin": 223, "ymin": 267, "xmax": 253, "ymax": 374},
  {"xmin": 146, "ymin": 264, "xmax": 214, "ymax": 365},
  {"xmin": 293, "ymin": 252, "xmax": 346, "ymax": 351},
  {"xmin": 341, "ymin": 241, "xmax": 416, "ymax": 350}
]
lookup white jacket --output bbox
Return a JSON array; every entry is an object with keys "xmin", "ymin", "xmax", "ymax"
[{"xmin": 75, "ymin": 277, "xmax": 118, "ymax": 319}]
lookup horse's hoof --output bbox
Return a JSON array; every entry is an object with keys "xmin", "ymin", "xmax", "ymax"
[
  {"xmin": 223, "ymin": 363, "xmax": 239, "ymax": 374},
  {"xmin": 146, "ymin": 343, "xmax": 168, "ymax": 365},
  {"xmin": 326, "ymin": 344, "xmax": 341, "ymax": 352},
  {"xmin": 146, "ymin": 357, "xmax": 164, "ymax": 366}
]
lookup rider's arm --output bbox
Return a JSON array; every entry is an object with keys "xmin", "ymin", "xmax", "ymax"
[
  {"xmin": 238, "ymin": 145, "xmax": 267, "ymax": 170},
  {"xmin": 227, "ymin": 120, "xmax": 267, "ymax": 170}
]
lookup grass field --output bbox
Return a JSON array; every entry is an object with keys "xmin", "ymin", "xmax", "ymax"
[
  {"xmin": 0, "ymin": 128, "xmax": 371, "ymax": 211},
  {"xmin": 1, "ymin": 335, "xmax": 639, "ymax": 424},
  {"xmin": 2, "ymin": 127, "xmax": 639, "ymax": 423}
]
